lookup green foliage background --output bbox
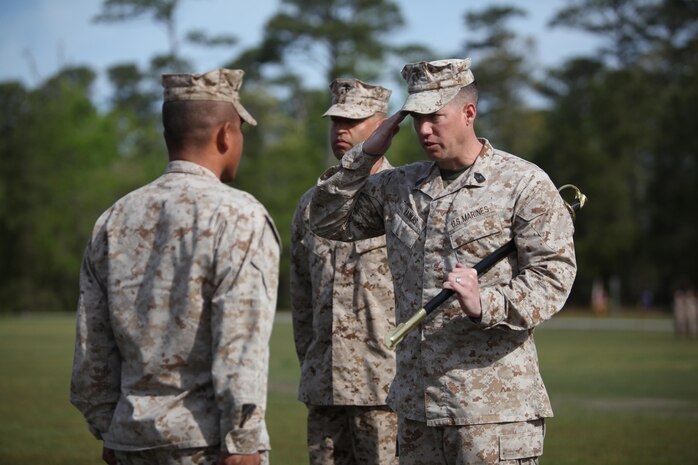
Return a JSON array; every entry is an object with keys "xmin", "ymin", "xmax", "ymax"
[{"xmin": 1, "ymin": 0, "xmax": 697, "ymax": 313}]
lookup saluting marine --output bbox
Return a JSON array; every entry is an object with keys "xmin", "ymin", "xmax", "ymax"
[
  {"xmin": 291, "ymin": 79, "xmax": 399, "ymax": 465},
  {"xmin": 309, "ymin": 59, "xmax": 577, "ymax": 465},
  {"xmin": 71, "ymin": 68, "xmax": 280, "ymax": 465}
]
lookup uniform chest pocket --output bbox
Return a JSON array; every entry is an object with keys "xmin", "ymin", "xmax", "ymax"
[
  {"xmin": 301, "ymin": 231, "xmax": 334, "ymax": 258},
  {"xmin": 391, "ymin": 214, "xmax": 421, "ymax": 249},
  {"xmin": 448, "ymin": 211, "xmax": 502, "ymax": 249},
  {"xmin": 353, "ymin": 234, "xmax": 387, "ymax": 255}
]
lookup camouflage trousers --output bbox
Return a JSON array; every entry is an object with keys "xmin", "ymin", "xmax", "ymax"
[
  {"xmin": 307, "ymin": 404, "xmax": 399, "ymax": 465},
  {"xmin": 397, "ymin": 417, "xmax": 545, "ymax": 465},
  {"xmin": 114, "ymin": 447, "xmax": 270, "ymax": 465}
]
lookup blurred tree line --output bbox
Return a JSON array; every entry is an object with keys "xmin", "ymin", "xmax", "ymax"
[{"xmin": 1, "ymin": 0, "xmax": 696, "ymax": 313}]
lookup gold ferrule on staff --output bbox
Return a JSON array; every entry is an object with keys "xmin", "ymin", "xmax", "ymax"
[{"xmin": 383, "ymin": 309, "xmax": 428, "ymax": 350}]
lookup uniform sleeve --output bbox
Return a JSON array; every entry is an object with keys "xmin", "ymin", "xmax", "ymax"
[
  {"xmin": 289, "ymin": 199, "xmax": 313, "ymax": 364},
  {"xmin": 476, "ymin": 172, "xmax": 577, "ymax": 331},
  {"xmin": 211, "ymin": 208, "xmax": 280, "ymax": 454},
  {"xmin": 309, "ymin": 143, "xmax": 386, "ymax": 242},
  {"xmin": 70, "ymin": 236, "xmax": 121, "ymax": 440}
]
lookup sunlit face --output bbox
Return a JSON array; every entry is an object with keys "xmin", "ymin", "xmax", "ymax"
[
  {"xmin": 411, "ymin": 100, "xmax": 469, "ymax": 166},
  {"xmin": 329, "ymin": 114, "xmax": 385, "ymax": 159}
]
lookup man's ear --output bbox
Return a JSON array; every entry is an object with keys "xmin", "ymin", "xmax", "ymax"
[
  {"xmin": 216, "ymin": 122, "xmax": 231, "ymax": 154},
  {"xmin": 464, "ymin": 102, "xmax": 477, "ymax": 124}
]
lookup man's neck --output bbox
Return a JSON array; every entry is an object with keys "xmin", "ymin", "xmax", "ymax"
[
  {"xmin": 437, "ymin": 138, "xmax": 484, "ymax": 170},
  {"xmin": 370, "ymin": 156, "xmax": 385, "ymax": 175},
  {"xmin": 169, "ymin": 151, "xmax": 224, "ymax": 180}
]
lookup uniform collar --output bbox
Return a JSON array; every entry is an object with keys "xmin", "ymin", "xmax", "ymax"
[
  {"xmin": 375, "ymin": 156, "xmax": 394, "ymax": 173},
  {"xmin": 414, "ymin": 138, "xmax": 493, "ymax": 200},
  {"xmin": 446, "ymin": 139, "xmax": 493, "ymax": 192},
  {"xmin": 164, "ymin": 160, "xmax": 221, "ymax": 181}
]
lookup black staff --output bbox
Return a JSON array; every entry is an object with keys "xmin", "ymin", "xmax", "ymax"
[{"xmin": 383, "ymin": 184, "xmax": 587, "ymax": 350}]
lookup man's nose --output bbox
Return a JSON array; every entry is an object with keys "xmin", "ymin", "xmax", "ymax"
[
  {"xmin": 415, "ymin": 119, "xmax": 432, "ymax": 136},
  {"xmin": 334, "ymin": 121, "xmax": 351, "ymax": 133}
]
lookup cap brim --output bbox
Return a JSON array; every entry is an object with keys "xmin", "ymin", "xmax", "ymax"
[
  {"xmin": 232, "ymin": 100, "xmax": 257, "ymax": 126},
  {"xmin": 400, "ymin": 87, "xmax": 460, "ymax": 114},
  {"xmin": 322, "ymin": 103, "xmax": 376, "ymax": 119}
]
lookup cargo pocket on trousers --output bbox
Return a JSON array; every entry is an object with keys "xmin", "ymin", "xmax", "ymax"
[{"xmin": 499, "ymin": 432, "xmax": 543, "ymax": 461}]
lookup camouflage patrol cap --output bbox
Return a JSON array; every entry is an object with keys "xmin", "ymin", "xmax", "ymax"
[
  {"xmin": 162, "ymin": 68, "xmax": 257, "ymax": 126},
  {"xmin": 322, "ymin": 79, "xmax": 392, "ymax": 119},
  {"xmin": 400, "ymin": 58, "xmax": 474, "ymax": 114}
]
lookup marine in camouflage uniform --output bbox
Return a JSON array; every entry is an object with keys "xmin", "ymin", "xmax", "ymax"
[
  {"xmin": 308, "ymin": 59, "xmax": 577, "ymax": 465},
  {"xmin": 291, "ymin": 79, "xmax": 399, "ymax": 465},
  {"xmin": 71, "ymin": 69, "xmax": 280, "ymax": 465}
]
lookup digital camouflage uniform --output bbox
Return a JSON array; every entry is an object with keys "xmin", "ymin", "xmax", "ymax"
[
  {"xmin": 71, "ymin": 69, "xmax": 279, "ymax": 464},
  {"xmin": 291, "ymin": 79, "xmax": 399, "ymax": 465},
  {"xmin": 309, "ymin": 60, "xmax": 577, "ymax": 464}
]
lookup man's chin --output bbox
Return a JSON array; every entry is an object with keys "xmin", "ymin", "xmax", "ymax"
[
  {"xmin": 332, "ymin": 145, "xmax": 349, "ymax": 158},
  {"xmin": 422, "ymin": 146, "xmax": 442, "ymax": 159}
]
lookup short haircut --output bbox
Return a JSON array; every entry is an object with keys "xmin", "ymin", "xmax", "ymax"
[
  {"xmin": 162, "ymin": 100, "xmax": 239, "ymax": 152},
  {"xmin": 450, "ymin": 80, "xmax": 479, "ymax": 108}
]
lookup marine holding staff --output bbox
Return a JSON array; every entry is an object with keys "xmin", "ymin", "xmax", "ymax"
[{"xmin": 309, "ymin": 58, "xmax": 577, "ymax": 465}]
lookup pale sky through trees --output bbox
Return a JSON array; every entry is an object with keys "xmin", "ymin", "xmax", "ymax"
[{"xmin": 0, "ymin": 0, "xmax": 599, "ymax": 104}]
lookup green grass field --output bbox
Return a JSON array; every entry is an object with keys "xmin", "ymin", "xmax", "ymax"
[{"xmin": 1, "ymin": 313, "xmax": 697, "ymax": 465}]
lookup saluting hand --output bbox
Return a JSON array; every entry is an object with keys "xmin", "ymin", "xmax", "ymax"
[
  {"xmin": 443, "ymin": 263, "xmax": 482, "ymax": 320},
  {"xmin": 363, "ymin": 110, "xmax": 408, "ymax": 156}
]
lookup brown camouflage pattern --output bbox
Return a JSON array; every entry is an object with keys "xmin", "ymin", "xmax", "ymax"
[
  {"xmin": 291, "ymin": 158, "xmax": 396, "ymax": 406},
  {"xmin": 397, "ymin": 417, "xmax": 543, "ymax": 465},
  {"xmin": 308, "ymin": 139, "xmax": 577, "ymax": 426},
  {"xmin": 400, "ymin": 59, "xmax": 474, "ymax": 114},
  {"xmin": 113, "ymin": 447, "xmax": 220, "ymax": 465},
  {"xmin": 162, "ymin": 68, "xmax": 257, "ymax": 126},
  {"xmin": 323, "ymin": 78, "xmax": 392, "ymax": 119},
  {"xmin": 307, "ymin": 405, "xmax": 398, "ymax": 465},
  {"xmin": 70, "ymin": 160, "xmax": 280, "ymax": 453},
  {"xmin": 114, "ymin": 448, "xmax": 270, "ymax": 465}
]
